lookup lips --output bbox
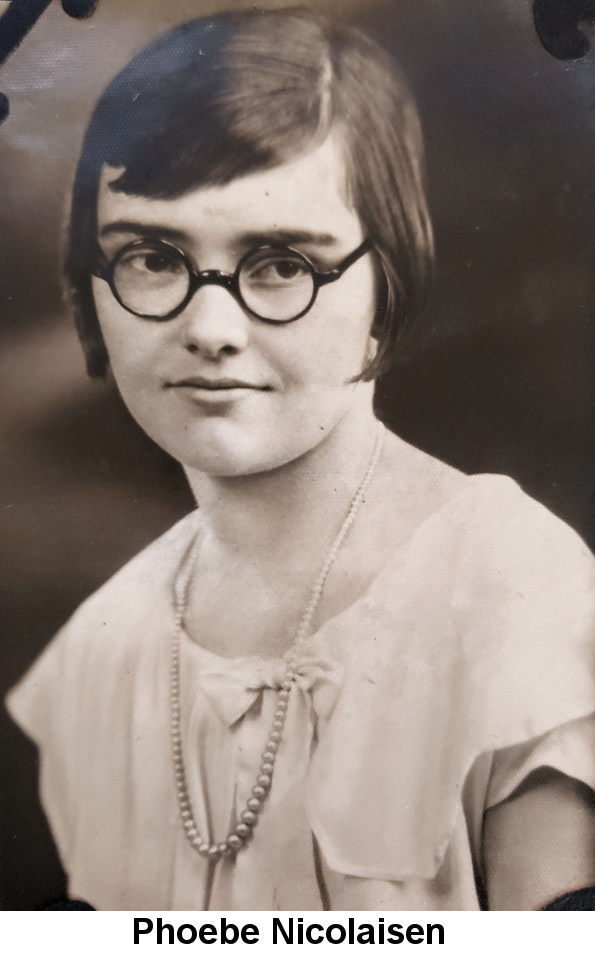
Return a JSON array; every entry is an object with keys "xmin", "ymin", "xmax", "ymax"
[{"xmin": 167, "ymin": 377, "xmax": 270, "ymax": 390}]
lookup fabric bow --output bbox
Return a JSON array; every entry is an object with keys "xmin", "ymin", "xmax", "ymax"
[{"xmin": 197, "ymin": 655, "xmax": 343, "ymax": 727}]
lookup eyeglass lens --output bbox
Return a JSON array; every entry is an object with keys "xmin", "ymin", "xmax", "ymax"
[
  {"xmin": 112, "ymin": 243, "xmax": 316, "ymax": 321},
  {"xmin": 113, "ymin": 245, "xmax": 190, "ymax": 318}
]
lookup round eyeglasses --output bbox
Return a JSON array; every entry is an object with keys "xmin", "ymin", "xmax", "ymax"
[{"xmin": 92, "ymin": 238, "xmax": 372, "ymax": 324}]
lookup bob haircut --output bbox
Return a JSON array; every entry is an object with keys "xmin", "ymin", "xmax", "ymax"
[{"xmin": 67, "ymin": 7, "xmax": 434, "ymax": 380}]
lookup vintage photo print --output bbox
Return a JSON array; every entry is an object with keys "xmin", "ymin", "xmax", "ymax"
[{"xmin": 1, "ymin": 0, "xmax": 595, "ymax": 913}]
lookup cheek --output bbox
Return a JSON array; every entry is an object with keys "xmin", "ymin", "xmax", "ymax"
[
  {"xmin": 282, "ymin": 263, "xmax": 376, "ymax": 382},
  {"xmin": 92, "ymin": 278, "xmax": 164, "ymax": 384}
]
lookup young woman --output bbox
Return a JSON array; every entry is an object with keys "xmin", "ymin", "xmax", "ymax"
[{"xmin": 7, "ymin": 9, "xmax": 595, "ymax": 910}]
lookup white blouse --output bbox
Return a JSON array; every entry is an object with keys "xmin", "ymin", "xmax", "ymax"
[{"xmin": 7, "ymin": 442, "xmax": 595, "ymax": 910}]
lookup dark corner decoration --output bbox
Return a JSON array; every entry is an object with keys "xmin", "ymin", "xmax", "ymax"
[
  {"xmin": 0, "ymin": 0, "xmax": 100, "ymax": 124},
  {"xmin": 533, "ymin": 0, "xmax": 595, "ymax": 60}
]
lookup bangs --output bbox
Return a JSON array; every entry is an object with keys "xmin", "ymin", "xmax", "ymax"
[{"xmin": 91, "ymin": 13, "xmax": 332, "ymax": 200}]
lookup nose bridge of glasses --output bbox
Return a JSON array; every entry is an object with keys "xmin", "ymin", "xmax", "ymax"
[
  {"xmin": 185, "ymin": 268, "xmax": 240, "ymax": 313},
  {"xmin": 182, "ymin": 268, "xmax": 247, "ymax": 328},
  {"xmin": 193, "ymin": 268, "xmax": 235, "ymax": 290}
]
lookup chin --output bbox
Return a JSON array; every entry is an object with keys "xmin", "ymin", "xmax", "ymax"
[
  {"xmin": 167, "ymin": 427, "xmax": 274, "ymax": 478},
  {"xmin": 175, "ymin": 422, "xmax": 331, "ymax": 479},
  {"xmin": 183, "ymin": 445, "xmax": 301, "ymax": 479},
  {"xmin": 185, "ymin": 453, "xmax": 268, "ymax": 479}
]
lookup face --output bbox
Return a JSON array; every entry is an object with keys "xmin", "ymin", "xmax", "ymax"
[{"xmin": 92, "ymin": 135, "xmax": 377, "ymax": 477}]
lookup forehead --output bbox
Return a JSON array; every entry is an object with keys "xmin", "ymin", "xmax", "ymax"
[{"xmin": 96, "ymin": 134, "xmax": 362, "ymax": 246}]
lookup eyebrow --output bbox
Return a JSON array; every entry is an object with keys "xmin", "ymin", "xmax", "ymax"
[
  {"xmin": 98, "ymin": 221, "xmax": 189, "ymax": 242},
  {"xmin": 98, "ymin": 220, "xmax": 340, "ymax": 249},
  {"xmin": 237, "ymin": 229, "xmax": 339, "ymax": 249}
]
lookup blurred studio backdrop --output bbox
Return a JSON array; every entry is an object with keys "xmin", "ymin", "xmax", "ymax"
[{"xmin": 2, "ymin": 0, "xmax": 595, "ymax": 910}]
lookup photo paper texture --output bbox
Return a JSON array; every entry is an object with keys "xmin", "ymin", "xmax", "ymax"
[{"xmin": 1, "ymin": 0, "xmax": 595, "ymax": 912}]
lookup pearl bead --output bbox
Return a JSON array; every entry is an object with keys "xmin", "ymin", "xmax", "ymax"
[
  {"xmin": 278, "ymin": 688, "xmax": 290, "ymax": 701},
  {"xmin": 275, "ymin": 699, "xmax": 288, "ymax": 712},
  {"xmin": 270, "ymin": 730, "xmax": 282, "ymax": 742},
  {"xmin": 208, "ymin": 846, "xmax": 221, "ymax": 859},
  {"xmin": 227, "ymin": 834, "xmax": 243, "ymax": 851},
  {"xmin": 265, "ymin": 740, "xmax": 279, "ymax": 753},
  {"xmin": 257, "ymin": 774, "xmax": 272, "ymax": 788},
  {"xmin": 235, "ymin": 823, "xmax": 252, "ymax": 839},
  {"xmin": 247, "ymin": 798, "xmax": 262, "ymax": 812},
  {"xmin": 252, "ymin": 785, "xmax": 267, "ymax": 798},
  {"xmin": 198, "ymin": 844, "xmax": 210, "ymax": 857},
  {"xmin": 241, "ymin": 810, "xmax": 258, "ymax": 826}
]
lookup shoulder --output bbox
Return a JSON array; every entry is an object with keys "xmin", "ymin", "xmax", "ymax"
[
  {"xmin": 366, "ymin": 430, "xmax": 595, "ymax": 738},
  {"xmin": 448, "ymin": 471, "xmax": 595, "ymax": 609},
  {"xmin": 380, "ymin": 427, "xmax": 593, "ymax": 584},
  {"xmin": 6, "ymin": 510, "xmax": 199, "ymax": 742},
  {"xmin": 61, "ymin": 508, "xmax": 198, "ymax": 646},
  {"xmin": 377, "ymin": 426, "xmax": 564, "ymax": 547}
]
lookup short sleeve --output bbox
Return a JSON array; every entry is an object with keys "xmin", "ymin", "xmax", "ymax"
[
  {"xmin": 5, "ymin": 510, "xmax": 199, "ymax": 878},
  {"xmin": 486, "ymin": 714, "xmax": 595, "ymax": 809},
  {"xmin": 6, "ymin": 624, "xmax": 68, "ymax": 746},
  {"xmin": 6, "ymin": 626, "xmax": 80, "ymax": 870}
]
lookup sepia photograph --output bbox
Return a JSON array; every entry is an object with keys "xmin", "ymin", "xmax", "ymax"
[{"xmin": 1, "ymin": 0, "xmax": 595, "ymax": 913}]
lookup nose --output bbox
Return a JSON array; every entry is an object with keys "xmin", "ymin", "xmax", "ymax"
[{"xmin": 180, "ymin": 284, "xmax": 250, "ymax": 358}]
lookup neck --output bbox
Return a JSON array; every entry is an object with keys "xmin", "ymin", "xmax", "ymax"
[{"xmin": 184, "ymin": 401, "xmax": 381, "ymax": 580}]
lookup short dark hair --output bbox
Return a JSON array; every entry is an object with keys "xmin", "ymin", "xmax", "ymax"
[{"xmin": 67, "ymin": 7, "xmax": 434, "ymax": 379}]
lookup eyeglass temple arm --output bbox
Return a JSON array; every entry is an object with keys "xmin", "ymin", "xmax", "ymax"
[
  {"xmin": 315, "ymin": 239, "xmax": 373, "ymax": 286},
  {"xmin": 92, "ymin": 249, "xmax": 110, "ymax": 280}
]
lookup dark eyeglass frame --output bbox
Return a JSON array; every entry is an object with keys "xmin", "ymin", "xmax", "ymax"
[{"xmin": 92, "ymin": 238, "xmax": 372, "ymax": 324}]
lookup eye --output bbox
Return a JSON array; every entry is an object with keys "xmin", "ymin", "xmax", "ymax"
[
  {"xmin": 271, "ymin": 260, "xmax": 302, "ymax": 280},
  {"xmin": 143, "ymin": 252, "xmax": 172, "ymax": 274},
  {"xmin": 244, "ymin": 250, "xmax": 311, "ymax": 287},
  {"xmin": 117, "ymin": 245, "xmax": 185, "ymax": 277}
]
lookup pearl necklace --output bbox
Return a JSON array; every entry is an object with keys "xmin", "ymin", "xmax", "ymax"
[{"xmin": 171, "ymin": 427, "xmax": 384, "ymax": 862}]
